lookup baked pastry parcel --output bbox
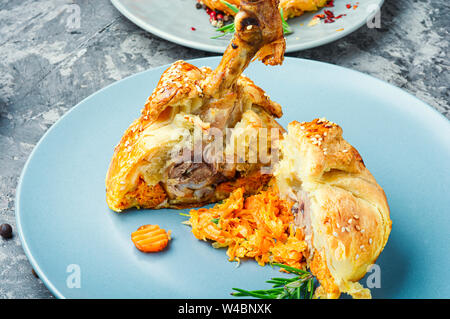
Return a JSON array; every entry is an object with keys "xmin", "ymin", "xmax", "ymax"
[
  {"xmin": 106, "ymin": 0, "xmax": 286, "ymax": 211},
  {"xmin": 274, "ymin": 119, "xmax": 391, "ymax": 298},
  {"xmin": 188, "ymin": 118, "xmax": 392, "ymax": 299},
  {"xmin": 202, "ymin": 0, "xmax": 329, "ymax": 19}
]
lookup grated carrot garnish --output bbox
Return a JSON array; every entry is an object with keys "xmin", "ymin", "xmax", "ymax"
[{"xmin": 188, "ymin": 188, "xmax": 307, "ymax": 269}]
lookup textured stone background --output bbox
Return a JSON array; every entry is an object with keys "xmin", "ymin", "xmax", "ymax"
[{"xmin": 0, "ymin": 0, "xmax": 448, "ymax": 298}]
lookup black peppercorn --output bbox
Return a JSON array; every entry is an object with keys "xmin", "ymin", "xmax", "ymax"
[{"xmin": 0, "ymin": 223, "xmax": 13, "ymax": 239}]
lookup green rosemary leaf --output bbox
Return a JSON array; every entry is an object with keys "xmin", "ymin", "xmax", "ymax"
[
  {"xmin": 266, "ymin": 278, "xmax": 286, "ymax": 283},
  {"xmin": 179, "ymin": 213, "xmax": 190, "ymax": 217},
  {"xmin": 296, "ymin": 286, "xmax": 301, "ymax": 299},
  {"xmin": 304, "ymin": 280, "xmax": 310, "ymax": 297},
  {"xmin": 270, "ymin": 277, "xmax": 298, "ymax": 282},
  {"xmin": 231, "ymin": 288, "xmax": 275, "ymax": 299},
  {"xmin": 251, "ymin": 288, "xmax": 284, "ymax": 294},
  {"xmin": 280, "ymin": 8, "xmax": 292, "ymax": 35},
  {"xmin": 221, "ymin": 0, "xmax": 239, "ymax": 13},
  {"xmin": 268, "ymin": 283, "xmax": 285, "ymax": 288},
  {"xmin": 216, "ymin": 23, "xmax": 235, "ymax": 32},
  {"xmin": 272, "ymin": 263, "xmax": 310, "ymax": 276},
  {"xmin": 266, "ymin": 278, "xmax": 290, "ymax": 285},
  {"xmin": 232, "ymin": 289, "xmax": 281, "ymax": 297},
  {"xmin": 308, "ymin": 278, "xmax": 315, "ymax": 299},
  {"xmin": 211, "ymin": 218, "xmax": 220, "ymax": 224},
  {"xmin": 210, "ymin": 25, "xmax": 234, "ymax": 39}
]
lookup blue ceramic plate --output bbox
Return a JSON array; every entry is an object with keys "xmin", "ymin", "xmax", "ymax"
[
  {"xmin": 16, "ymin": 57, "xmax": 450, "ymax": 299},
  {"xmin": 110, "ymin": 0, "xmax": 383, "ymax": 53}
]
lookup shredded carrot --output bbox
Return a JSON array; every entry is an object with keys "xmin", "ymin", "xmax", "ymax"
[
  {"xmin": 188, "ymin": 188, "xmax": 307, "ymax": 269},
  {"xmin": 310, "ymin": 251, "xmax": 340, "ymax": 297},
  {"xmin": 215, "ymin": 171, "xmax": 272, "ymax": 198},
  {"xmin": 122, "ymin": 178, "xmax": 167, "ymax": 210},
  {"xmin": 131, "ymin": 224, "xmax": 171, "ymax": 252}
]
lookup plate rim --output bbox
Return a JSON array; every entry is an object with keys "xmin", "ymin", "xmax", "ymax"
[
  {"xmin": 110, "ymin": 0, "xmax": 385, "ymax": 53},
  {"xmin": 15, "ymin": 56, "xmax": 450, "ymax": 299}
]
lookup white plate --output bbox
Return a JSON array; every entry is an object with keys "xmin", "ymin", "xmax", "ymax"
[{"xmin": 111, "ymin": 0, "xmax": 383, "ymax": 53}]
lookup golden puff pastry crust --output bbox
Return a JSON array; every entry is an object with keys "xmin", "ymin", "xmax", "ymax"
[
  {"xmin": 105, "ymin": 61, "xmax": 283, "ymax": 212},
  {"xmin": 106, "ymin": 0, "xmax": 286, "ymax": 212},
  {"xmin": 275, "ymin": 119, "xmax": 392, "ymax": 299}
]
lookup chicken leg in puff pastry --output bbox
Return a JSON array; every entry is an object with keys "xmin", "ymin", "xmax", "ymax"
[
  {"xmin": 106, "ymin": 0, "xmax": 286, "ymax": 211},
  {"xmin": 274, "ymin": 119, "xmax": 392, "ymax": 298}
]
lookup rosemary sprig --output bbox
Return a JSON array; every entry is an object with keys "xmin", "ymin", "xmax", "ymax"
[
  {"xmin": 231, "ymin": 263, "xmax": 315, "ymax": 299},
  {"xmin": 212, "ymin": 1, "xmax": 292, "ymax": 39}
]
